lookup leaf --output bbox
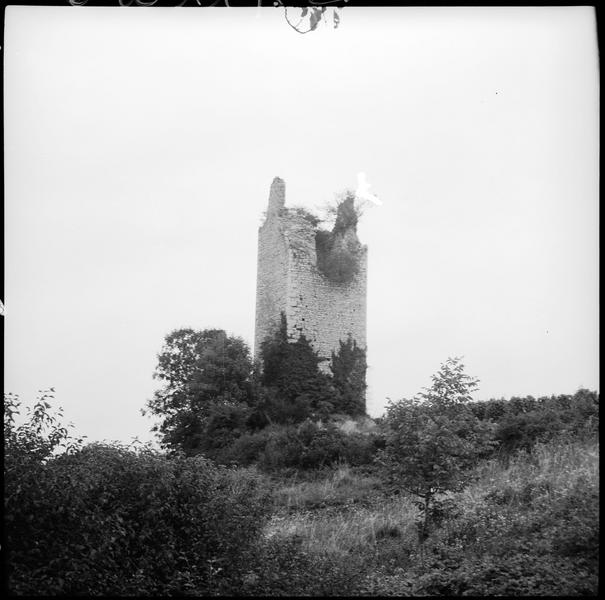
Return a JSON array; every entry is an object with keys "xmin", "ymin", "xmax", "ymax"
[{"xmin": 309, "ymin": 7, "xmax": 322, "ymax": 31}]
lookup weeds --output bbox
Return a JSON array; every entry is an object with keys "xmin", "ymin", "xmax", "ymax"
[
  {"xmin": 260, "ymin": 438, "xmax": 598, "ymax": 596},
  {"xmin": 272, "ymin": 465, "xmax": 384, "ymax": 511}
]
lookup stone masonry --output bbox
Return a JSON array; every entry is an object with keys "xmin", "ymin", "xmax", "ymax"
[{"xmin": 254, "ymin": 177, "xmax": 367, "ymax": 372}]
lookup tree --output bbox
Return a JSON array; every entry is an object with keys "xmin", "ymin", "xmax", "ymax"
[
  {"xmin": 145, "ymin": 328, "xmax": 254, "ymax": 453},
  {"xmin": 4, "ymin": 390, "xmax": 84, "ymax": 467},
  {"xmin": 330, "ymin": 335, "xmax": 367, "ymax": 417},
  {"xmin": 378, "ymin": 357, "xmax": 494, "ymax": 543}
]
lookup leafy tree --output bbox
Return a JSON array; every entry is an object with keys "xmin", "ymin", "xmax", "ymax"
[
  {"xmin": 145, "ymin": 328, "xmax": 254, "ymax": 453},
  {"xmin": 330, "ymin": 335, "xmax": 367, "ymax": 417},
  {"xmin": 4, "ymin": 390, "xmax": 84, "ymax": 468},
  {"xmin": 378, "ymin": 357, "xmax": 494, "ymax": 543}
]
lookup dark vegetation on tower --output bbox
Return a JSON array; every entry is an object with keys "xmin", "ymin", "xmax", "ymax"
[{"xmin": 315, "ymin": 194, "xmax": 363, "ymax": 285}]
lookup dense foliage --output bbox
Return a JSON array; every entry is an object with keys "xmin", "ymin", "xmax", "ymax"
[
  {"xmin": 5, "ymin": 393, "xmax": 271, "ymax": 596},
  {"xmin": 219, "ymin": 420, "xmax": 379, "ymax": 472},
  {"xmin": 469, "ymin": 389, "xmax": 599, "ymax": 454},
  {"xmin": 315, "ymin": 195, "xmax": 363, "ymax": 284},
  {"xmin": 143, "ymin": 315, "xmax": 369, "ymax": 463},
  {"xmin": 259, "ymin": 313, "xmax": 336, "ymax": 419},
  {"xmin": 330, "ymin": 335, "xmax": 368, "ymax": 417},
  {"xmin": 6, "ymin": 364, "xmax": 599, "ymax": 596},
  {"xmin": 144, "ymin": 328, "xmax": 254, "ymax": 454},
  {"xmin": 259, "ymin": 315, "xmax": 368, "ymax": 421}
]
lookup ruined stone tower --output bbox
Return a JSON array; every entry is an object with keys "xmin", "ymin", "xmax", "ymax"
[{"xmin": 254, "ymin": 177, "xmax": 367, "ymax": 372}]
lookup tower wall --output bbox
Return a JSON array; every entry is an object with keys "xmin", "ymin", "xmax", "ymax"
[
  {"xmin": 254, "ymin": 177, "xmax": 367, "ymax": 371},
  {"xmin": 254, "ymin": 177, "xmax": 289, "ymax": 359}
]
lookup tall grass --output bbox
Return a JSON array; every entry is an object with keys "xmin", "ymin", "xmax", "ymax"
[
  {"xmin": 272, "ymin": 465, "xmax": 383, "ymax": 511},
  {"xmin": 265, "ymin": 496, "xmax": 418, "ymax": 556},
  {"xmin": 462, "ymin": 436, "xmax": 599, "ymax": 509},
  {"xmin": 267, "ymin": 466, "xmax": 418, "ymax": 556},
  {"xmin": 261, "ymin": 437, "xmax": 599, "ymax": 596}
]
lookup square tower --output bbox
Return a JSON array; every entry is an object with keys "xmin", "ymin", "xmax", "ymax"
[{"xmin": 254, "ymin": 177, "xmax": 367, "ymax": 372}]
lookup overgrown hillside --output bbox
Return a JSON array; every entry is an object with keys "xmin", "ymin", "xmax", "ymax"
[
  {"xmin": 5, "ymin": 356, "xmax": 599, "ymax": 596},
  {"xmin": 259, "ymin": 437, "xmax": 598, "ymax": 595}
]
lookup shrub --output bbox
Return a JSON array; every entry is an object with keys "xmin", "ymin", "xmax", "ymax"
[
  {"xmin": 218, "ymin": 427, "xmax": 274, "ymax": 466},
  {"xmin": 470, "ymin": 389, "xmax": 599, "ymax": 457},
  {"xmin": 253, "ymin": 386, "xmax": 316, "ymax": 426},
  {"xmin": 221, "ymin": 420, "xmax": 378, "ymax": 472},
  {"xmin": 259, "ymin": 424, "xmax": 307, "ymax": 472},
  {"xmin": 195, "ymin": 400, "xmax": 252, "ymax": 459},
  {"xmin": 340, "ymin": 431, "xmax": 378, "ymax": 466},
  {"xmin": 288, "ymin": 205, "xmax": 322, "ymax": 227},
  {"xmin": 5, "ymin": 396, "xmax": 272, "ymax": 596}
]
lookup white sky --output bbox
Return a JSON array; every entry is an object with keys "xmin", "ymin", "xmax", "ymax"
[{"xmin": 4, "ymin": 6, "xmax": 599, "ymax": 445}]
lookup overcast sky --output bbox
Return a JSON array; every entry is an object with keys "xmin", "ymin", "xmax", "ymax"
[{"xmin": 4, "ymin": 6, "xmax": 599, "ymax": 445}]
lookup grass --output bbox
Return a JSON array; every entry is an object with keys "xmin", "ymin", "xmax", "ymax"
[
  {"xmin": 272, "ymin": 465, "xmax": 384, "ymax": 511},
  {"xmin": 268, "ymin": 465, "xmax": 418, "ymax": 557},
  {"xmin": 261, "ymin": 436, "xmax": 599, "ymax": 596},
  {"xmin": 265, "ymin": 495, "xmax": 418, "ymax": 557},
  {"xmin": 460, "ymin": 436, "xmax": 599, "ymax": 510}
]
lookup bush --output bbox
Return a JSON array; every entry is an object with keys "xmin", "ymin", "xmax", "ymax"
[
  {"xmin": 259, "ymin": 425, "xmax": 307, "ymax": 472},
  {"xmin": 340, "ymin": 431, "xmax": 379, "ymax": 466},
  {"xmin": 196, "ymin": 400, "xmax": 252, "ymax": 459},
  {"xmin": 5, "ymin": 396, "xmax": 272, "ymax": 596},
  {"xmin": 288, "ymin": 205, "xmax": 322, "ymax": 227},
  {"xmin": 218, "ymin": 427, "xmax": 274, "ymax": 466},
  {"xmin": 264, "ymin": 422, "xmax": 378, "ymax": 472},
  {"xmin": 253, "ymin": 387, "xmax": 316, "ymax": 426},
  {"xmin": 219, "ymin": 420, "xmax": 378, "ymax": 473},
  {"xmin": 470, "ymin": 389, "xmax": 599, "ymax": 457}
]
